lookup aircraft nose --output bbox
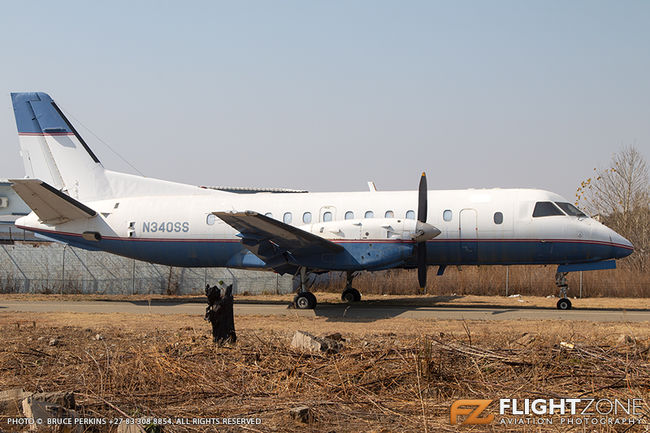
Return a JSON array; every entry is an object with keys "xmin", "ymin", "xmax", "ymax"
[{"xmin": 611, "ymin": 230, "xmax": 634, "ymax": 259}]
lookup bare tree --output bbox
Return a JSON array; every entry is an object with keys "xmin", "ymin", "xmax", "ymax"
[{"xmin": 576, "ymin": 146, "xmax": 649, "ymax": 272}]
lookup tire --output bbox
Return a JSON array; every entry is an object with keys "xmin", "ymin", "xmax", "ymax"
[
  {"xmin": 295, "ymin": 293, "xmax": 316, "ymax": 309},
  {"xmin": 341, "ymin": 288, "xmax": 361, "ymax": 303},
  {"xmin": 305, "ymin": 292, "xmax": 317, "ymax": 308},
  {"xmin": 556, "ymin": 298, "xmax": 572, "ymax": 310}
]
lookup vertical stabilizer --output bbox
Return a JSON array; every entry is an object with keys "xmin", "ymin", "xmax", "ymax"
[
  {"xmin": 11, "ymin": 92, "xmax": 109, "ymax": 201},
  {"xmin": 11, "ymin": 92, "xmax": 207, "ymax": 201}
]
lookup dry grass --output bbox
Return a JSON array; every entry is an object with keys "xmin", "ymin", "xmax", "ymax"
[
  {"xmin": 315, "ymin": 264, "xmax": 650, "ymax": 298},
  {"xmin": 1, "ymin": 312, "xmax": 649, "ymax": 432}
]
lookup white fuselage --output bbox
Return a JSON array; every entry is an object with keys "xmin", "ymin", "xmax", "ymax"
[{"xmin": 16, "ymin": 186, "xmax": 632, "ymax": 270}]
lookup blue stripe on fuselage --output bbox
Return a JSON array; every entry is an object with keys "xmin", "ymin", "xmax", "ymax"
[{"xmin": 26, "ymin": 229, "xmax": 630, "ymax": 269}]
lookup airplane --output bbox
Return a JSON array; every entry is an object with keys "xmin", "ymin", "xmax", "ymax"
[{"xmin": 8, "ymin": 92, "xmax": 634, "ymax": 310}]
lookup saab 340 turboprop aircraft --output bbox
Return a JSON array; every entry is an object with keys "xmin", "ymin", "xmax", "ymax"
[{"xmin": 9, "ymin": 92, "xmax": 633, "ymax": 310}]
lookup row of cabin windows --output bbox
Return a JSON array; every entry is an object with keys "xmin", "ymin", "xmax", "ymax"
[
  {"xmin": 206, "ymin": 210, "xmax": 505, "ymax": 225},
  {"xmin": 277, "ymin": 210, "xmax": 416, "ymax": 224}
]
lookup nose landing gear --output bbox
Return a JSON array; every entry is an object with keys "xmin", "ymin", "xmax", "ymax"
[{"xmin": 555, "ymin": 271, "xmax": 572, "ymax": 310}]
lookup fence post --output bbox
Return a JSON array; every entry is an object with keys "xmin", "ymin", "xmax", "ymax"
[
  {"xmin": 167, "ymin": 266, "xmax": 173, "ymax": 295},
  {"xmin": 226, "ymin": 268, "xmax": 237, "ymax": 294},
  {"xmin": 505, "ymin": 266, "xmax": 509, "ymax": 297},
  {"xmin": 132, "ymin": 259, "xmax": 136, "ymax": 295},
  {"xmin": 61, "ymin": 245, "xmax": 67, "ymax": 295},
  {"xmin": 579, "ymin": 271, "xmax": 583, "ymax": 298}
]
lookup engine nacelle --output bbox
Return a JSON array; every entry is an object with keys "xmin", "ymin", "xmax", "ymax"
[{"xmin": 291, "ymin": 218, "xmax": 439, "ymax": 270}]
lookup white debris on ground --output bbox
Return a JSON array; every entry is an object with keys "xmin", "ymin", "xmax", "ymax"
[{"xmin": 291, "ymin": 331, "xmax": 344, "ymax": 354}]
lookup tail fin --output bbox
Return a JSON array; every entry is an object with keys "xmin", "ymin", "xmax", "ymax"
[
  {"xmin": 12, "ymin": 92, "xmax": 206, "ymax": 202},
  {"xmin": 11, "ymin": 92, "xmax": 108, "ymax": 201}
]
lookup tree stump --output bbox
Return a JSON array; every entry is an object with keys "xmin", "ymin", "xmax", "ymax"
[{"xmin": 205, "ymin": 284, "xmax": 236, "ymax": 344}]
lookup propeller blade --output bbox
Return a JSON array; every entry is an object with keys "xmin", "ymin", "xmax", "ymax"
[
  {"xmin": 417, "ymin": 242, "xmax": 427, "ymax": 289},
  {"xmin": 416, "ymin": 172, "xmax": 428, "ymax": 290},
  {"xmin": 418, "ymin": 172, "xmax": 427, "ymax": 223}
]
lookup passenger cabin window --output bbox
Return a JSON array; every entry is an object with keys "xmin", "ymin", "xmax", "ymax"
[
  {"xmin": 385, "ymin": 210, "xmax": 394, "ymax": 218},
  {"xmin": 443, "ymin": 209, "xmax": 452, "ymax": 222},
  {"xmin": 283, "ymin": 212, "xmax": 293, "ymax": 224},
  {"xmin": 323, "ymin": 211, "xmax": 332, "ymax": 222},
  {"xmin": 303, "ymin": 212, "xmax": 312, "ymax": 223},
  {"xmin": 264, "ymin": 212, "xmax": 273, "ymax": 218},
  {"xmin": 532, "ymin": 202, "xmax": 564, "ymax": 217},
  {"xmin": 345, "ymin": 211, "xmax": 354, "ymax": 220},
  {"xmin": 555, "ymin": 202, "xmax": 587, "ymax": 217},
  {"xmin": 365, "ymin": 210, "xmax": 374, "ymax": 218},
  {"xmin": 405, "ymin": 210, "xmax": 415, "ymax": 220},
  {"xmin": 206, "ymin": 214, "xmax": 216, "ymax": 225},
  {"xmin": 494, "ymin": 212, "xmax": 503, "ymax": 224}
]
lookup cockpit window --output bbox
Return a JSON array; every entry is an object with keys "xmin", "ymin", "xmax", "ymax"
[
  {"xmin": 532, "ymin": 201, "xmax": 564, "ymax": 217},
  {"xmin": 555, "ymin": 202, "xmax": 587, "ymax": 217}
]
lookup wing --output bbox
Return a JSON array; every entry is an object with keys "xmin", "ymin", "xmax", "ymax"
[
  {"xmin": 10, "ymin": 179, "xmax": 96, "ymax": 224},
  {"xmin": 214, "ymin": 211, "xmax": 343, "ymax": 254},
  {"xmin": 214, "ymin": 211, "xmax": 343, "ymax": 271}
]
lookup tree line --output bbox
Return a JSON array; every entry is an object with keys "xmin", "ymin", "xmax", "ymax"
[{"xmin": 576, "ymin": 146, "xmax": 649, "ymax": 273}]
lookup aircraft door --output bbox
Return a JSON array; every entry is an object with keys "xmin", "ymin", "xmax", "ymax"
[
  {"xmin": 459, "ymin": 208, "xmax": 478, "ymax": 263},
  {"xmin": 319, "ymin": 206, "xmax": 336, "ymax": 222}
]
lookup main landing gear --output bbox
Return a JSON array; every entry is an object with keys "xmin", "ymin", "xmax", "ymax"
[
  {"xmin": 555, "ymin": 271, "xmax": 572, "ymax": 310},
  {"xmin": 294, "ymin": 267, "xmax": 317, "ymax": 310},
  {"xmin": 341, "ymin": 271, "xmax": 361, "ymax": 303},
  {"xmin": 294, "ymin": 291, "xmax": 317, "ymax": 309},
  {"xmin": 293, "ymin": 269, "xmax": 363, "ymax": 309}
]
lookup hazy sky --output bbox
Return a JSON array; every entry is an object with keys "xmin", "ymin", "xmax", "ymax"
[{"xmin": 1, "ymin": 1, "xmax": 648, "ymax": 201}]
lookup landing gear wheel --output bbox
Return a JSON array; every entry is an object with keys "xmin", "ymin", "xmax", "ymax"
[
  {"xmin": 294, "ymin": 292, "xmax": 317, "ymax": 309},
  {"xmin": 341, "ymin": 288, "xmax": 361, "ymax": 303},
  {"xmin": 556, "ymin": 298, "xmax": 572, "ymax": 310}
]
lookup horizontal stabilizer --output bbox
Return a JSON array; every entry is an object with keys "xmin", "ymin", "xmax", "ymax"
[
  {"xmin": 10, "ymin": 179, "xmax": 96, "ymax": 224},
  {"xmin": 214, "ymin": 211, "xmax": 343, "ymax": 256}
]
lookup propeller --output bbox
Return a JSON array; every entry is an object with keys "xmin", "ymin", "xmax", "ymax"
[
  {"xmin": 417, "ymin": 172, "xmax": 428, "ymax": 290},
  {"xmin": 408, "ymin": 172, "xmax": 440, "ymax": 290}
]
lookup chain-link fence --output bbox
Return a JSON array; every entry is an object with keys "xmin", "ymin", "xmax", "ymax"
[
  {"xmin": 2, "ymin": 241, "xmax": 646, "ymax": 298},
  {"xmin": 0, "ymin": 242, "xmax": 292, "ymax": 295}
]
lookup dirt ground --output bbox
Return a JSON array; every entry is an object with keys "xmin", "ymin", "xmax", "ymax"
[
  {"xmin": 2, "ymin": 292, "xmax": 650, "ymax": 310},
  {"xmin": 1, "ymin": 296, "xmax": 649, "ymax": 432}
]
